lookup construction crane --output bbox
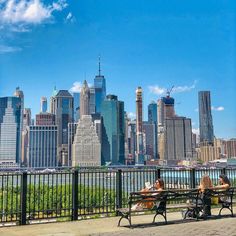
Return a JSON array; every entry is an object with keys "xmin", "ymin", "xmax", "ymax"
[{"xmin": 166, "ymin": 85, "xmax": 174, "ymax": 97}]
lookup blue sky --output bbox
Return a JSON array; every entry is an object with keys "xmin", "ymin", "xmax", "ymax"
[{"xmin": 0, "ymin": 0, "xmax": 235, "ymax": 139}]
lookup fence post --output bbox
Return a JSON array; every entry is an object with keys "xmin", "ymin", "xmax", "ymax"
[
  {"xmin": 190, "ymin": 168, "xmax": 196, "ymax": 189},
  {"xmin": 155, "ymin": 168, "xmax": 161, "ymax": 180},
  {"xmin": 72, "ymin": 170, "xmax": 78, "ymax": 221},
  {"xmin": 116, "ymin": 169, "xmax": 122, "ymax": 214},
  {"xmin": 20, "ymin": 172, "xmax": 27, "ymax": 225},
  {"xmin": 221, "ymin": 168, "xmax": 226, "ymax": 175}
]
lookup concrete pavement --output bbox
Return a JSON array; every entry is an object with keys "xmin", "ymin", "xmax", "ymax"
[{"xmin": 0, "ymin": 209, "xmax": 235, "ymax": 236}]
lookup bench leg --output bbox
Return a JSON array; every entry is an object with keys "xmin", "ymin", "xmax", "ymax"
[
  {"xmin": 153, "ymin": 211, "xmax": 167, "ymax": 224},
  {"xmin": 218, "ymin": 204, "xmax": 234, "ymax": 217},
  {"xmin": 118, "ymin": 214, "xmax": 130, "ymax": 227}
]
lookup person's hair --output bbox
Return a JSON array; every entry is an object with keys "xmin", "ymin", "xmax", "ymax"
[
  {"xmin": 219, "ymin": 174, "xmax": 231, "ymax": 186},
  {"xmin": 200, "ymin": 175, "xmax": 212, "ymax": 190},
  {"xmin": 156, "ymin": 178, "xmax": 165, "ymax": 189}
]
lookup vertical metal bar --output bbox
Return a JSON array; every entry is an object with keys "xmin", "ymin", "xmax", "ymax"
[
  {"xmin": 190, "ymin": 168, "xmax": 196, "ymax": 189},
  {"xmin": 115, "ymin": 169, "xmax": 122, "ymax": 214},
  {"xmin": 72, "ymin": 170, "xmax": 78, "ymax": 221},
  {"xmin": 20, "ymin": 172, "xmax": 27, "ymax": 225}
]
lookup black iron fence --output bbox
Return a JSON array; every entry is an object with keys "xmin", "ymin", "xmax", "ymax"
[{"xmin": 0, "ymin": 167, "xmax": 235, "ymax": 226}]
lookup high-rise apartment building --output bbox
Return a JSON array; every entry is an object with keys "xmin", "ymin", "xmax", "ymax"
[
  {"xmin": 101, "ymin": 95, "xmax": 125, "ymax": 165},
  {"xmin": 136, "ymin": 87, "xmax": 144, "ymax": 164},
  {"xmin": 160, "ymin": 117, "xmax": 193, "ymax": 161},
  {"xmin": 27, "ymin": 125, "xmax": 57, "ymax": 168},
  {"xmin": 0, "ymin": 97, "xmax": 22, "ymax": 166},
  {"xmin": 40, "ymin": 97, "xmax": 47, "ymax": 113},
  {"xmin": 225, "ymin": 139, "xmax": 236, "ymax": 158},
  {"xmin": 72, "ymin": 115, "xmax": 101, "ymax": 167},
  {"xmin": 51, "ymin": 90, "xmax": 73, "ymax": 165},
  {"xmin": 127, "ymin": 120, "xmax": 136, "ymax": 165},
  {"xmin": 80, "ymin": 80, "xmax": 90, "ymax": 117},
  {"xmin": 198, "ymin": 91, "xmax": 214, "ymax": 144},
  {"xmin": 94, "ymin": 58, "xmax": 106, "ymax": 113},
  {"xmin": 143, "ymin": 121, "xmax": 157, "ymax": 160}
]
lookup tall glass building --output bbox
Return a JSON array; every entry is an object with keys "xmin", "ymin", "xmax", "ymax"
[
  {"xmin": 0, "ymin": 97, "xmax": 22, "ymax": 166},
  {"xmin": 148, "ymin": 101, "xmax": 157, "ymax": 123},
  {"xmin": 73, "ymin": 92, "xmax": 80, "ymax": 122},
  {"xmin": 94, "ymin": 59, "xmax": 106, "ymax": 113},
  {"xmin": 101, "ymin": 95, "xmax": 124, "ymax": 165},
  {"xmin": 198, "ymin": 91, "xmax": 214, "ymax": 144},
  {"xmin": 40, "ymin": 97, "xmax": 47, "ymax": 113},
  {"xmin": 147, "ymin": 101, "xmax": 158, "ymax": 159}
]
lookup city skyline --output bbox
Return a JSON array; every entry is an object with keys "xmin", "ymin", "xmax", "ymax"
[{"xmin": 0, "ymin": 0, "xmax": 235, "ymax": 139}]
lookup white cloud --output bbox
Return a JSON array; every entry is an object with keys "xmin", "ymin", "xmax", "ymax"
[
  {"xmin": 0, "ymin": 44, "xmax": 21, "ymax": 53},
  {"xmin": 148, "ymin": 80, "xmax": 197, "ymax": 96},
  {"xmin": 69, "ymin": 81, "xmax": 93, "ymax": 93},
  {"xmin": 192, "ymin": 128, "xmax": 199, "ymax": 135},
  {"xmin": 69, "ymin": 81, "xmax": 82, "ymax": 93},
  {"xmin": 211, "ymin": 106, "xmax": 224, "ymax": 111},
  {"xmin": 127, "ymin": 112, "xmax": 136, "ymax": 120},
  {"xmin": 0, "ymin": 0, "xmax": 68, "ymax": 24},
  {"xmin": 172, "ymin": 80, "xmax": 197, "ymax": 93},
  {"xmin": 65, "ymin": 12, "xmax": 75, "ymax": 23},
  {"xmin": 148, "ymin": 85, "xmax": 166, "ymax": 95}
]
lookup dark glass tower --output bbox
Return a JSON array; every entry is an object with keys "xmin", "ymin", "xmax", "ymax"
[
  {"xmin": 94, "ymin": 57, "xmax": 106, "ymax": 113},
  {"xmin": 148, "ymin": 101, "xmax": 157, "ymax": 123},
  {"xmin": 101, "ymin": 95, "xmax": 124, "ymax": 165},
  {"xmin": 198, "ymin": 91, "xmax": 214, "ymax": 144}
]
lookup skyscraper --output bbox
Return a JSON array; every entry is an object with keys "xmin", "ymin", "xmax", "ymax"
[
  {"xmin": 0, "ymin": 97, "xmax": 22, "ymax": 166},
  {"xmin": 89, "ymin": 86, "xmax": 96, "ymax": 115},
  {"xmin": 143, "ymin": 121, "xmax": 157, "ymax": 159},
  {"xmin": 94, "ymin": 57, "xmax": 106, "ymax": 113},
  {"xmin": 148, "ymin": 101, "xmax": 157, "ymax": 123},
  {"xmin": 198, "ymin": 91, "xmax": 214, "ymax": 144},
  {"xmin": 147, "ymin": 101, "xmax": 158, "ymax": 159},
  {"xmin": 161, "ymin": 117, "xmax": 193, "ymax": 161},
  {"xmin": 136, "ymin": 87, "xmax": 144, "ymax": 164},
  {"xmin": 40, "ymin": 97, "xmax": 47, "ymax": 113},
  {"xmin": 72, "ymin": 115, "xmax": 101, "ymax": 167},
  {"xmin": 51, "ymin": 90, "xmax": 73, "ymax": 165},
  {"xmin": 101, "ymin": 95, "xmax": 125, "ymax": 165},
  {"xmin": 73, "ymin": 92, "xmax": 80, "ymax": 122},
  {"xmin": 80, "ymin": 80, "xmax": 90, "ymax": 117},
  {"xmin": 27, "ymin": 125, "xmax": 57, "ymax": 168}
]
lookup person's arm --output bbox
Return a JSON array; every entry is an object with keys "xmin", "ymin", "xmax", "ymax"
[{"xmin": 213, "ymin": 184, "xmax": 229, "ymax": 190}]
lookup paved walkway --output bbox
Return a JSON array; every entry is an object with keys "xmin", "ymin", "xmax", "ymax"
[{"xmin": 0, "ymin": 209, "xmax": 236, "ymax": 236}]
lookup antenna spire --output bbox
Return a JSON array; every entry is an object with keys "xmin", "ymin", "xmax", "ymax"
[{"xmin": 98, "ymin": 55, "xmax": 101, "ymax": 76}]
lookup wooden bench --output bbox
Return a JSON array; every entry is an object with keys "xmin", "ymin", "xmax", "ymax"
[
  {"xmin": 117, "ymin": 187, "xmax": 235, "ymax": 227},
  {"xmin": 203, "ymin": 187, "xmax": 235, "ymax": 217},
  {"xmin": 117, "ymin": 189, "xmax": 201, "ymax": 227}
]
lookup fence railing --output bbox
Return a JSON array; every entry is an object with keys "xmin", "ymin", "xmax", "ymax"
[{"xmin": 0, "ymin": 167, "xmax": 235, "ymax": 226}]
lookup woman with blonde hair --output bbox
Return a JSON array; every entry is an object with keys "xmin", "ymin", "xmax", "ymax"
[
  {"xmin": 198, "ymin": 175, "xmax": 213, "ymax": 217},
  {"xmin": 199, "ymin": 175, "xmax": 213, "ymax": 192}
]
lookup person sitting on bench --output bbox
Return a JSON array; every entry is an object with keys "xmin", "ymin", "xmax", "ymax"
[
  {"xmin": 131, "ymin": 178, "xmax": 164, "ymax": 210},
  {"xmin": 198, "ymin": 175, "xmax": 213, "ymax": 217}
]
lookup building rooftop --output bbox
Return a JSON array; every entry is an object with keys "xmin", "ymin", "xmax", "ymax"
[{"xmin": 56, "ymin": 90, "xmax": 72, "ymax": 97}]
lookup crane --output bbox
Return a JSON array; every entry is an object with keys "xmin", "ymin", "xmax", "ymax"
[{"xmin": 166, "ymin": 85, "xmax": 174, "ymax": 97}]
